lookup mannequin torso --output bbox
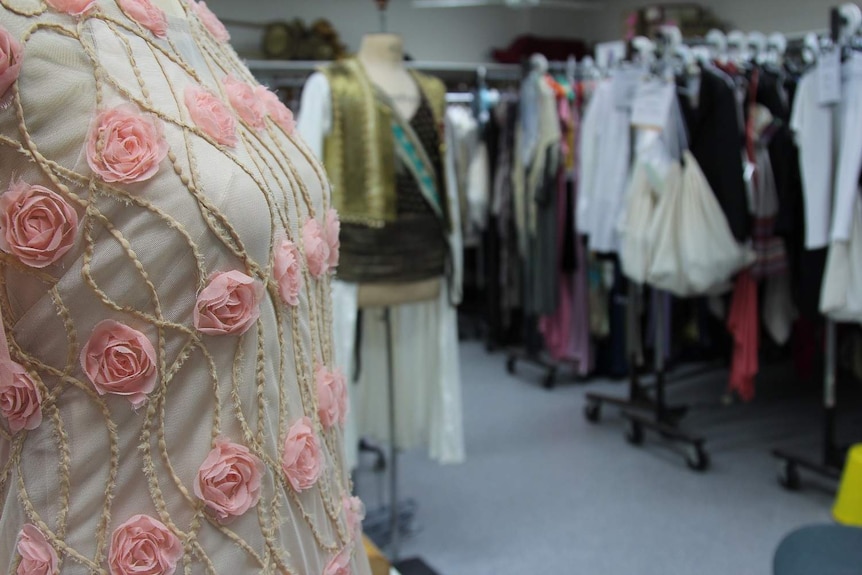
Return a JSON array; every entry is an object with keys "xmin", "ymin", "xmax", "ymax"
[
  {"xmin": 354, "ymin": 33, "xmax": 441, "ymax": 307},
  {"xmin": 357, "ymin": 33, "xmax": 421, "ymax": 121}
]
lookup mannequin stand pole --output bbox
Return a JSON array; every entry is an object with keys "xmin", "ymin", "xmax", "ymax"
[{"xmin": 383, "ymin": 306, "xmax": 401, "ymax": 561}]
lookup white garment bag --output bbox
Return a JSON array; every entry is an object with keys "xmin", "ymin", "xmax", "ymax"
[
  {"xmin": 621, "ymin": 151, "xmax": 752, "ymax": 296},
  {"xmin": 672, "ymin": 151, "xmax": 753, "ymax": 294},
  {"xmin": 618, "ymin": 162, "xmax": 661, "ymax": 284}
]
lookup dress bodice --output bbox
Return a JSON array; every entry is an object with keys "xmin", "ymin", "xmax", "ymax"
[{"xmin": 0, "ymin": 1, "xmax": 368, "ymax": 573}]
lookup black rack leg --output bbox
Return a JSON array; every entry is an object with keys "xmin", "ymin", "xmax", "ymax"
[
  {"xmin": 773, "ymin": 321, "xmax": 845, "ymax": 490},
  {"xmin": 620, "ymin": 293, "xmax": 709, "ymax": 471}
]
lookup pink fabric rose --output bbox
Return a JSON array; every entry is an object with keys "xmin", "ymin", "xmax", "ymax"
[
  {"xmin": 323, "ymin": 546, "xmax": 352, "ymax": 575},
  {"xmin": 86, "ymin": 105, "xmax": 169, "ymax": 184},
  {"xmin": 324, "ymin": 209, "xmax": 340, "ymax": 270},
  {"xmin": 80, "ymin": 320, "xmax": 157, "ymax": 409},
  {"xmin": 16, "ymin": 524, "xmax": 58, "ymax": 575},
  {"xmin": 0, "ymin": 25, "xmax": 23, "ymax": 102},
  {"xmin": 342, "ymin": 494, "xmax": 365, "ymax": 537},
  {"xmin": 273, "ymin": 238, "xmax": 303, "ymax": 307},
  {"xmin": 118, "ymin": 0, "xmax": 168, "ymax": 38},
  {"xmin": 222, "ymin": 75, "xmax": 265, "ymax": 131},
  {"xmin": 281, "ymin": 416, "xmax": 322, "ymax": 492},
  {"xmin": 316, "ymin": 365, "xmax": 347, "ymax": 430},
  {"xmin": 194, "ymin": 270, "xmax": 263, "ymax": 336},
  {"xmin": 302, "ymin": 218, "xmax": 330, "ymax": 279},
  {"xmin": 0, "ymin": 181, "xmax": 79, "ymax": 268},
  {"xmin": 191, "ymin": 1, "xmax": 230, "ymax": 43},
  {"xmin": 184, "ymin": 85, "xmax": 237, "ymax": 147},
  {"xmin": 255, "ymin": 86, "xmax": 295, "ymax": 135},
  {"xmin": 0, "ymin": 360, "xmax": 42, "ymax": 433},
  {"xmin": 45, "ymin": 0, "xmax": 95, "ymax": 16},
  {"xmin": 194, "ymin": 437, "xmax": 264, "ymax": 523},
  {"xmin": 108, "ymin": 514, "xmax": 182, "ymax": 575}
]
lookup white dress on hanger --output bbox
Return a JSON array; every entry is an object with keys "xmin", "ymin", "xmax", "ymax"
[
  {"xmin": 577, "ymin": 75, "xmax": 632, "ymax": 253},
  {"xmin": 793, "ymin": 54, "xmax": 862, "ymax": 323},
  {"xmin": 298, "ymin": 73, "xmax": 466, "ymax": 467}
]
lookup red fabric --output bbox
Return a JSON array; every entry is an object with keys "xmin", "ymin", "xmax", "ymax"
[
  {"xmin": 727, "ymin": 270, "xmax": 759, "ymax": 402},
  {"xmin": 725, "ymin": 70, "xmax": 762, "ymax": 402},
  {"xmin": 492, "ymin": 35, "xmax": 588, "ymax": 64}
]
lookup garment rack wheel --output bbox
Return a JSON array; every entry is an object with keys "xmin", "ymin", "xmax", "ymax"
[
  {"xmin": 625, "ymin": 419, "xmax": 645, "ymax": 446},
  {"xmin": 543, "ymin": 367, "xmax": 558, "ymax": 390},
  {"xmin": 584, "ymin": 400, "xmax": 602, "ymax": 423},
  {"xmin": 777, "ymin": 459, "xmax": 802, "ymax": 491},
  {"xmin": 506, "ymin": 355, "xmax": 517, "ymax": 375},
  {"xmin": 685, "ymin": 443, "xmax": 710, "ymax": 472}
]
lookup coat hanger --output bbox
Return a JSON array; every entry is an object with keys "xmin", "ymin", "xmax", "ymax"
[
  {"xmin": 727, "ymin": 30, "xmax": 748, "ymax": 66},
  {"xmin": 747, "ymin": 31, "xmax": 767, "ymax": 65},
  {"xmin": 706, "ymin": 29, "xmax": 728, "ymax": 65},
  {"xmin": 765, "ymin": 33, "xmax": 787, "ymax": 69}
]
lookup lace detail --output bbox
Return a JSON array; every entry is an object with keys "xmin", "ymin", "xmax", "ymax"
[{"xmin": 0, "ymin": 1, "xmax": 366, "ymax": 573}]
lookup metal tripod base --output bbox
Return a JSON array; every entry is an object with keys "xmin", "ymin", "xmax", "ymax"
[
  {"xmin": 621, "ymin": 410, "xmax": 710, "ymax": 471},
  {"xmin": 362, "ymin": 499, "xmax": 419, "ymax": 549}
]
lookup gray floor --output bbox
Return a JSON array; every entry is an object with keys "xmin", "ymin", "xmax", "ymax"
[{"xmin": 360, "ymin": 342, "xmax": 847, "ymax": 575}]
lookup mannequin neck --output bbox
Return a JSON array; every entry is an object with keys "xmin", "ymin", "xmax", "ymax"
[{"xmin": 358, "ymin": 34, "xmax": 406, "ymax": 69}]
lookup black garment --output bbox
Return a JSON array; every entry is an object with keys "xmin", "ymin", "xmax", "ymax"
[
  {"xmin": 758, "ymin": 71, "xmax": 826, "ymax": 317},
  {"xmin": 678, "ymin": 66, "xmax": 751, "ymax": 241},
  {"xmin": 337, "ymin": 95, "xmax": 447, "ymax": 284},
  {"xmin": 561, "ymin": 179, "xmax": 577, "ymax": 273}
]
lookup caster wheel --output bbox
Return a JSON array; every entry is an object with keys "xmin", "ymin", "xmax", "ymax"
[
  {"xmin": 543, "ymin": 369, "xmax": 557, "ymax": 390},
  {"xmin": 686, "ymin": 444, "xmax": 710, "ymax": 472},
  {"xmin": 625, "ymin": 420, "xmax": 645, "ymax": 446},
  {"xmin": 777, "ymin": 460, "xmax": 801, "ymax": 491},
  {"xmin": 506, "ymin": 356, "xmax": 517, "ymax": 375},
  {"xmin": 584, "ymin": 402, "xmax": 601, "ymax": 423}
]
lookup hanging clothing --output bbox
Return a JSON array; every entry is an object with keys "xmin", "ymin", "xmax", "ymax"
[
  {"xmin": 577, "ymin": 76, "xmax": 632, "ymax": 253},
  {"xmin": 446, "ymin": 105, "xmax": 491, "ymax": 243},
  {"xmin": 728, "ymin": 271, "xmax": 759, "ymax": 402},
  {"xmin": 789, "ymin": 55, "xmax": 862, "ymax": 249},
  {"xmin": 678, "ymin": 65, "xmax": 750, "ymax": 242},
  {"xmin": 513, "ymin": 73, "xmax": 561, "ymax": 316}
]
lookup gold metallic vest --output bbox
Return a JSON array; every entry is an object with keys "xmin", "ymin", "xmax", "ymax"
[{"xmin": 321, "ymin": 58, "xmax": 446, "ymax": 228}]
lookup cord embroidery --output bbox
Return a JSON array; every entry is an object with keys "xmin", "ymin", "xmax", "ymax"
[{"xmin": 0, "ymin": 1, "xmax": 357, "ymax": 573}]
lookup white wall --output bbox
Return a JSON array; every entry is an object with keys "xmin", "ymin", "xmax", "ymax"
[
  {"xmin": 583, "ymin": 0, "xmax": 842, "ymax": 42},
  {"xmin": 207, "ymin": 0, "xmax": 847, "ymax": 61},
  {"xmin": 206, "ymin": 0, "xmax": 535, "ymax": 62}
]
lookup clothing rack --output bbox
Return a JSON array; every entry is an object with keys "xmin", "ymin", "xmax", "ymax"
[
  {"xmin": 248, "ymin": 59, "xmax": 523, "ymax": 86},
  {"xmin": 503, "ymin": 55, "xmax": 590, "ymax": 391},
  {"xmin": 770, "ymin": 4, "xmax": 862, "ymax": 491},
  {"xmin": 584, "ymin": 285, "xmax": 711, "ymax": 471}
]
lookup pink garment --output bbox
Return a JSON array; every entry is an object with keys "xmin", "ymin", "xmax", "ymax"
[
  {"xmin": 728, "ymin": 270, "xmax": 759, "ymax": 401},
  {"xmin": 540, "ymin": 94, "xmax": 592, "ymax": 375}
]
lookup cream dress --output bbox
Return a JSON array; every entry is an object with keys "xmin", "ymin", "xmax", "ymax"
[{"xmin": 0, "ymin": 0, "xmax": 370, "ymax": 573}]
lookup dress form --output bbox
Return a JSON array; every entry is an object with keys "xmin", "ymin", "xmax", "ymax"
[
  {"xmin": 355, "ymin": 33, "xmax": 441, "ymax": 308},
  {"xmin": 0, "ymin": 0, "xmax": 371, "ymax": 571}
]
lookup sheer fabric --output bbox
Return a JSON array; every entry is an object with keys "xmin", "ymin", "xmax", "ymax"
[{"xmin": 0, "ymin": 1, "xmax": 370, "ymax": 573}]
